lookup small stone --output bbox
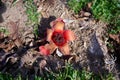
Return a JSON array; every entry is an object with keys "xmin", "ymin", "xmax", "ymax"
[
  {"xmin": 56, "ymin": 49, "xmax": 63, "ymax": 57},
  {"xmin": 39, "ymin": 60, "xmax": 47, "ymax": 68},
  {"xmin": 83, "ymin": 17, "xmax": 89, "ymax": 20},
  {"xmin": 63, "ymin": 19, "xmax": 75, "ymax": 24},
  {"xmin": 29, "ymin": 41, "xmax": 33, "ymax": 47},
  {"xmin": 84, "ymin": 12, "xmax": 91, "ymax": 17}
]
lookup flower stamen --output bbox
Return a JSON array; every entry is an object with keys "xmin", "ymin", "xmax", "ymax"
[{"xmin": 52, "ymin": 31, "xmax": 66, "ymax": 46}]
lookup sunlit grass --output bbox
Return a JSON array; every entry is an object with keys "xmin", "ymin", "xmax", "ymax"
[{"xmin": 68, "ymin": 0, "xmax": 120, "ymax": 34}]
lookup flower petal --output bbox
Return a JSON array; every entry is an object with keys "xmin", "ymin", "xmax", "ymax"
[
  {"xmin": 54, "ymin": 21, "xmax": 64, "ymax": 31},
  {"xmin": 50, "ymin": 18, "xmax": 65, "ymax": 31},
  {"xmin": 46, "ymin": 29, "xmax": 53, "ymax": 41},
  {"xmin": 59, "ymin": 44, "xmax": 70, "ymax": 55},
  {"xmin": 39, "ymin": 42, "xmax": 57, "ymax": 56},
  {"xmin": 64, "ymin": 30, "xmax": 75, "ymax": 42},
  {"xmin": 48, "ymin": 42, "xmax": 58, "ymax": 54},
  {"xmin": 50, "ymin": 18, "xmax": 64, "ymax": 26},
  {"xmin": 56, "ymin": 18, "xmax": 64, "ymax": 22},
  {"xmin": 39, "ymin": 46, "xmax": 50, "ymax": 56}
]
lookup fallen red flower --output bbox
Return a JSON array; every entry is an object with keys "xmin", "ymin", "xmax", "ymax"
[{"xmin": 39, "ymin": 18, "xmax": 75, "ymax": 56}]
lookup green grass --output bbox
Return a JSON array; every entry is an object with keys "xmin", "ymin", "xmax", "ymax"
[
  {"xmin": 91, "ymin": 0, "xmax": 120, "ymax": 34},
  {"xmin": 68, "ymin": 0, "xmax": 120, "ymax": 34},
  {"xmin": 23, "ymin": 0, "xmax": 40, "ymax": 36},
  {"xmin": 91, "ymin": 0, "xmax": 119, "ymax": 23},
  {"xmin": 47, "ymin": 64, "xmax": 115, "ymax": 80},
  {"xmin": 0, "ymin": 64, "xmax": 115, "ymax": 80},
  {"xmin": 68, "ymin": 0, "xmax": 91, "ymax": 14},
  {"xmin": 0, "ymin": 72, "xmax": 21, "ymax": 80},
  {"xmin": 49, "ymin": 64, "xmax": 93, "ymax": 80}
]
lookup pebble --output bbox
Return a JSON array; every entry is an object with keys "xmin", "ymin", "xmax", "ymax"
[{"xmin": 84, "ymin": 12, "xmax": 91, "ymax": 17}]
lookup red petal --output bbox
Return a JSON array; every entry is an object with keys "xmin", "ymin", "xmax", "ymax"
[
  {"xmin": 48, "ymin": 42, "xmax": 58, "ymax": 53},
  {"xmin": 63, "ymin": 30, "xmax": 75, "ymax": 42},
  {"xmin": 39, "ymin": 42, "xmax": 57, "ymax": 56},
  {"xmin": 59, "ymin": 44, "xmax": 70, "ymax": 55},
  {"xmin": 39, "ymin": 46, "xmax": 50, "ymax": 56}
]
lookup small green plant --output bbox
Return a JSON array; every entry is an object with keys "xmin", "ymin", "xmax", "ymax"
[
  {"xmin": 24, "ymin": 0, "xmax": 40, "ymax": 36},
  {"xmin": 0, "ymin": 27, "xmax": 9, "ymax": 35},
  {"xmin": 53, "ymin": 64, "xmax": 93, "ymax": 80},
  {"xmin": 34, "ymin": 76, "xmax": 42, "ymax": 80},
  {"xmin": 43, "ymin": 63, "xmax": 115, "ymax": 80}
]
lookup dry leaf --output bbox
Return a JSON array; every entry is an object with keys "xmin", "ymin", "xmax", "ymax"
[
  {"xmin": 39, "ymin": 60, "xmax": 47, "ymax": 68},
  {"xmin": 0, "ymin": 40, "xmax": 15, "ymax": 52},
  {"xmin": 87, "ymin": 2, "xmax": 92, "ymax": 8},
  {"xmin": 109, "ymin": 33, "xmax": 120, "ymax": 44},
  {"xmin": 7, "ymin": 21, "xmax": 22, "ymax": 47},
  {"xmin": 7, "ymin": 21, "xmax": 19, "ymax": 40}
]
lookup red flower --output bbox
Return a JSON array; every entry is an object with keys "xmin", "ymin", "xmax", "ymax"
[{"xmin": 39, "ymin": 18, "xmax": 75, "ymax": 56}]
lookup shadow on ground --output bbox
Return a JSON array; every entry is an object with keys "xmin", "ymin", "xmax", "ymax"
[
  {"xmin": 87, "ymin": 33, "xmax": 108, "ymax": 75},
  {"xmin": 38, "ymin": 16, "xmax": 56, "ymax": 39},
  {"xmin": 0, "ymin": 1, "xmax": 6, "ymax": 23}
]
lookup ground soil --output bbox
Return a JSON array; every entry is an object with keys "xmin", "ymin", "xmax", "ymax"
[{"xmin": 0, "ymin": 0, "xmax": 119, "ymax": 80}]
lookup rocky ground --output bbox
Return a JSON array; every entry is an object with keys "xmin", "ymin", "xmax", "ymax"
[{"xmin": 0, "ymin": 0, "xmax": 119, "ymax": 80}]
